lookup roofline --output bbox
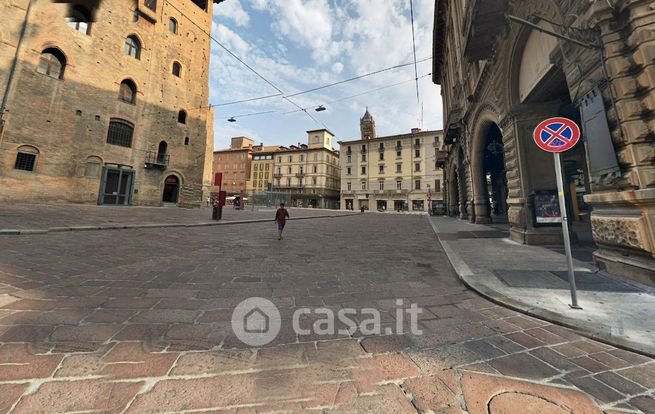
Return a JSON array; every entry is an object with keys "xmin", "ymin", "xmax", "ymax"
[
  {"xmin": 306, "ymin": 128, "xmax": 336, "ymax": 136},
  {"xmin": 338, "ymin": 130, "xmax": 444, "ymax": 145}
]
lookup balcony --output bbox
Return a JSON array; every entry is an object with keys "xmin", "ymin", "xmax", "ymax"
[
  {"xmin": 395, "ymin": 146, "xmax": 402, "ymax": 151},
  {"xmin": 273, "ymin": 172, "xmax": 283, "ymax": 178},
  {"xmin": 413, "ymin": 144, "xmax": 421, "ymax": 150},
  {"xmin": 378, "ymin": 146, "xmax": 385, "ymax": 152},
  {"xmin": 463, "ymin": 0, "xmax": 510, "ymax": 61},
  {"xmin": 144, "ymin": 151, "xmax": 169, "ymax": 169},
  {"xmin": 385, "ymin": 189, "xmax": 409, "ymax": 195},
  {"xmin": 436, "ymin": 150, "xmax": 448, "ymax": 169},
  {"xmin": 295, "ymin": 172, "xmax": 306, "ymax": 178},
  {"xmin": 361, "ymin": 148, "xmax": 367, "ymax": 154}
]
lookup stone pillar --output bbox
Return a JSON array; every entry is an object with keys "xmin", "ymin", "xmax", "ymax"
[
  {"xmin": 458, "ymin": 164, "xmax": 469, "ymax": 220},
  {"xmin": 582, "ymin": 0, "xmax": 655, "ymax": 285}
]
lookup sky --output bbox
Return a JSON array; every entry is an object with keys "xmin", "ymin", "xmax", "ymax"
[{"xmin": 209, "ymin": 0, "xmax": 442, "ymax": 150}]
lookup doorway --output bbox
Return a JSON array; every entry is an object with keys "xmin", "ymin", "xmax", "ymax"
[
  {"xmin": 482, "ymin": 123, "xmax": 509, "ymax": 222},
  {"xmin": 162, "ymin": 175, "xmax": 180, "ymax": 203},
  {"xmin": 99, "ymin": 167, "xmax": 134, "ymax": 205}
]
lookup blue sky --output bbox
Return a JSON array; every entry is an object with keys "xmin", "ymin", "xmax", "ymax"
[{"xmin": 209, "ymin": 0, "xmax": 442, "ymax": 150}]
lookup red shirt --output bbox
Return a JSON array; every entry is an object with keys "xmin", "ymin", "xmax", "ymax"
[{"xmin": 275, "ymin": 208, "xmax": 289, "ymax": 224}]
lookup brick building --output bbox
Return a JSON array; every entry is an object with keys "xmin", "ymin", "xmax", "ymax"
[
  {"xmin": 433, "ymin": 0, "xmax": 655, "ymax": 284},
  {"xmin": 212, "ymin": 137, "xmax": 254, "ymax": 196},
  {"xmin": 0, "ymin": 0, "xmax": 218, "ymax": 207}
]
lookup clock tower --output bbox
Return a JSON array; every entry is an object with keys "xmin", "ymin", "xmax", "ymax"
[{"xmin": 360, "ymin": 108, "xmax": 376, "ymax": 140}]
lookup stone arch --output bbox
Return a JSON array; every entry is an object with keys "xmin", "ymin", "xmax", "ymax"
[
  {"xmin": 83, "ymin": 155, "xmax": 103, "ymax": 178},
  {"xmin": 37, "ymin": 43, "xmax": 74, "ymax": 68},
  {"xmin": 469, "ymin": 103, "xmax": 503, "ymax": 223},
  {"xmin": 507, "ymin": 0, "xmax": 566, "ymax": 106},
  {"xmin": 16, "ymin": 144, "xmax": 40, "ymax": 154}
]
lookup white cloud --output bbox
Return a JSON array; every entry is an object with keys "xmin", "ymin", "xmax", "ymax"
[
  {"xmin": 331, "ymin": 62, "xmax": 344, "ymax": 74},
  {"xmin": 249, "ymin": 0, "xmax": 267, "ymax": 11},
  {"xmin": 215, "ymin": 24, "xmax": 250, "ymax": 55},
  {"xmin": 209, "ymin": 0, "xmax": 443, "ymax": 148},
  {"xmin": 214, "ymin": 0, "xmax": 251, "ymax": 27}
]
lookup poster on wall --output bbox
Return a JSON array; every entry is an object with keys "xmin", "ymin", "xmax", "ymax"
[{"xmin": 533, "ymin": 190, "xmax": 562, "ymax": 225}]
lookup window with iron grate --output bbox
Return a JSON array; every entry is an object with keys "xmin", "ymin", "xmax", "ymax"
[
  {"xmin": 14, "ymin": 153, "xmax": 36, "ymax": 171},
  {"xmin": 107, "ymin": 119, "xmax": 134, "ymax": 148}
]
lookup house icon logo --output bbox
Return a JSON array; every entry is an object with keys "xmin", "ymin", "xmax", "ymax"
[
  {"xmin": 232, "ymin": 297, "xmax": 281, "ymax": 346},
  {"xmin": 244, "ymin": 308, "xmax": 269, "ymax": 334}
]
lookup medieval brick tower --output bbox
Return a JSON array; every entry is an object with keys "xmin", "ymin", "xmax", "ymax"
[{"xmin": 0, "ymin": 0, "xmax": 218, "ymax": 207}]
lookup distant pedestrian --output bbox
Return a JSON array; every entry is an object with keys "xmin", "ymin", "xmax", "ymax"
[
  {"xmin": 206, "ymin": 196, "xmax": 211, "ymax": 207},
  {"xmin": 275, "ymin": 202, "xmax": 290, "ymax": 240}
]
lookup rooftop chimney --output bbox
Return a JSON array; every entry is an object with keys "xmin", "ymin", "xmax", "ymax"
[{"xmin": 411, "ymin": 128, "xmax": 422, "ymax": 134}]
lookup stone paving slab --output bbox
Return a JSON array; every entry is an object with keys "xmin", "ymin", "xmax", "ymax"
[
  {"xmin": 0, "ymin": 215, "xmax": 653, "ymax": 412},
  {"xmin": 0, "ymin": 203, "xmax": 355, "ymax": 233},
  {"xmin": 429, "ymin": 215, "xmax": 655, "ymax": 358}
]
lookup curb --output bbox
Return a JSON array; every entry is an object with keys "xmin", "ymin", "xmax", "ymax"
[
  {"xmin": 0, "ymin": 213, "xmax": 362, "ymax": 236},
  {"xmin": 426, "ymin": 216, "xmax": 655, "ymax": 359}
]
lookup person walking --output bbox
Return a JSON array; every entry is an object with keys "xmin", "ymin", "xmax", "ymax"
[{"xmin": 275, "ymin": 202, "xmax": 290, "ymax": 240}]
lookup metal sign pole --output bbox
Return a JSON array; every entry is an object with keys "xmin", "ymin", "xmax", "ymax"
[{"xmin": 553, "ymin": 152, "xmax": 582, "ymax": 309}]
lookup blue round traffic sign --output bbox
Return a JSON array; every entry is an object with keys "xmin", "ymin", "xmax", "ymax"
[{"xmin": 533, "ymin": 117, "xmax": 581, "ymax": 153}]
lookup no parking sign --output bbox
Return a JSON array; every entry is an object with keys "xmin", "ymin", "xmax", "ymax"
[
  {"xmin": 533, "ymin": 116, "xmax": 582, "ymax": 309},
  {"xmin": 533, "ymin": 117, "xmax": 581, "ymax": 153}
]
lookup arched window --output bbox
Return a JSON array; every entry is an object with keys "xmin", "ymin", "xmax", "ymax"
[
  {"xmin": 118, "ymin": 79, "xmax": 137, "ymax": 104},
  {"xmin": 107, "ymin": 119, "xmax": 134, "ymax": 148},
  {"xmin": 169, "ymin": 18, "xmax": 178, "ymax": 34},
  {"xmin": 37, "ymin": 48, "xmax": 66, "ymax": 79},
  {"xmin": 124, "ymin": 35, "xmax": 141, "ymax": 59},
  {"xmin": 67, "ymin": 6, "xmax": 91, "ymax": 35},
  {"xmin": 14, "ymin": 145, "xmax": 40, "ymax": 172},
  {"xmin": 172, "ymin": 61, "xmax": 182, "ymax": 77},
  {"xmin": 177, "ymin": 110, "xmax": 187, "ymax": 124},
  {"xmin": 157, "ymin": 141, "xmax": 168, "ymax": 163}
]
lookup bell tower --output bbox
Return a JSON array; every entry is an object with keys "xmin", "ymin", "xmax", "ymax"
[{"xmin": 360, "ymin": 108, "xmax": 376, "ymax": 140}]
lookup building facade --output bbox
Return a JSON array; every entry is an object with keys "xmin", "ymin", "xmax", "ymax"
[
  {"xmin": 212, "ymin": 137, "xmax": 254, "ymax": 196},
  {"xmin": 339, "ymin": 110, "xmax": 444, "ymax": 212},
  {"xmin": 433, "ymin": 0, "xmax": 655, "ymax": 284},
  {"xmin": 246, "ymin": 145, "xmax": 282, "ymax": 193},
  {"xmin": 0, "ymin": 0, "xmax": 217, "ymax": 207},
  {"xmin": 272, "ymin": 129, "xmax": 341, "ymax": 209}
]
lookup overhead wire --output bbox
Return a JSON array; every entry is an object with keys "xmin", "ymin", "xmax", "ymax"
[
  {"xmin": 283, "ymin": 57, "xmax": 431, "ymax": 99},
  {"xmin": 211, "ymin": 57, "xmax": 431, "ymax": 107},
  {"xmin": 227, "ymin": 110, "xmax": 277, "ymax": 119},
  {"xmin": 163, "ymin": 0, "xmax": 327, "ymax": 128},
  {"xmin": 409, "ymin": 0, "xmax": 420, "ymax": 105},
  {"xmin": 283, "ymin": 73, "xmax": 432, "ymax": 115}
]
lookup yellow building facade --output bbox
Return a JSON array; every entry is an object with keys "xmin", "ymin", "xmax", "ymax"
[
  {"xmin": 272, "ymin": 129, "xmax": 341, "ymax": 209},
  {"xmin": 246, "ymin": 146, "xmax": 281, "ymax": 192}
]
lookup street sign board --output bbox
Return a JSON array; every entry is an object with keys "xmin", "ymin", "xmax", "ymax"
[
  {"xmin": 532, "ymin": 116, "xmax": 583, "ymax": 309},
  {"xmin": 533, "ymin": 117, "xmax": 581, "ymax": 153}
]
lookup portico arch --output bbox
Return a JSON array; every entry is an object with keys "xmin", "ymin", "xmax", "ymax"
[
  {"xmin": 469, "ymin": 107, "xmax": 507, "ymax": 224},
  {"xmin": 505, "ymin": 10, "xmax": 594, "ymax": 245}
]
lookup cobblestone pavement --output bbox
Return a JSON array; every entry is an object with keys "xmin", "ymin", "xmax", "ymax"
[
  {"xmin": 0, "ymin": 204, "xmax": 349, "ymax": 230},
  {"xmin": 0, "ymin": 215, "xmax": 654, "ymax": 413}
]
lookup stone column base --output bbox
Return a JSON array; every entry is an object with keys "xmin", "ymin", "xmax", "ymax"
[
  {"xmin": 585, "ymin": 188, "xmax": 655, "ymax": 286},
  {"xmin": 594, "ymin": 249, "xmax": 655, "ymax": 287},
  {"xmin": 509, "ymin": 226, "xmax": 563, "ymax": 245}
]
